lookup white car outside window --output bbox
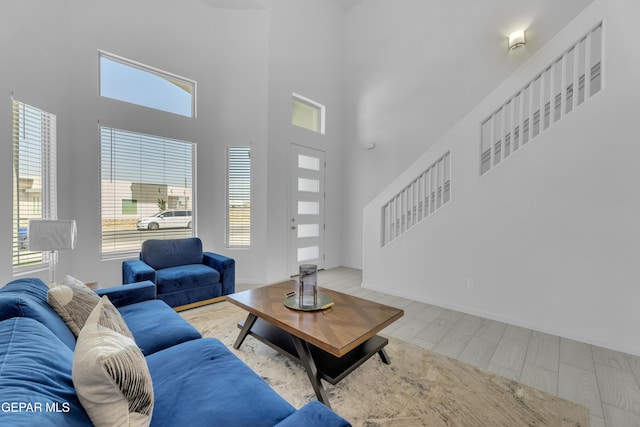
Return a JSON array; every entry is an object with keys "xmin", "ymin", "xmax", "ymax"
[{"xmin": 137, "ymin": 210, "xmax": 192, "ymax": 230}]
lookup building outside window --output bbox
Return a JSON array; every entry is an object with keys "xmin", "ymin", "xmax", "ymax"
[
  {"xmin": 226, "ymin": 146, "xmax": 251, "ymax": 248},
  {"xmin": 99, "ymin": 126, "xmax": 195, "ymax": 258},
  {"xmin": 12, "ymin": 99, "xmax": 57, "ymax": 271}
]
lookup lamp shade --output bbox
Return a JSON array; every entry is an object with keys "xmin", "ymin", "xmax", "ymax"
[{"xmin": 28, "ymin": 220, "xmax": 77, "ymax": 251}]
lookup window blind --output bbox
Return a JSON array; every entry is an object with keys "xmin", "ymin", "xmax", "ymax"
[
  {"xmin": 100, "ymin": 126, "xmax": 195, "ymax": 258},
  {"xmin": 12, "ymin": 99, "xmax": 57, "ymax": 270},
  {"xmin": 226, "ymin": 146, "xmax": 251, "ymax": 248}
]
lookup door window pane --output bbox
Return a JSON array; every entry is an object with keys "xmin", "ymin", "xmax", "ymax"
[
  {"xmin": 297, "ymin": 246, "xmax": 319, "ymax": 262},
  {"xmin": 298, "ymin": 178, "xmax": 320, "ymax": 193},
  {"xmin": 297, "ymin": 224, "xmax": 319, "ymax": 238},
  {"xmin": 298, "ymin": 154, "xmax": 320, "ymax": 171},
  {"xmin": 298, "ymin": 201, "xmax": 319, "ymax": 215}
]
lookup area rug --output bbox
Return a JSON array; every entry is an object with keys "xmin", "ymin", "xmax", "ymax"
[{"xmin": 181, "ymin": 302, "xmax": 588, "ymax": 427}]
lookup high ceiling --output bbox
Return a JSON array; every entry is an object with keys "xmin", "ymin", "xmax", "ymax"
[
  {"xmin": 200, "ymin": 0, "xmax": 264, "ymax": 9},
  {"xmin": 342, "ymin": 0, "xmax": 596, "ymax": 148},
  {"xmin": 333, "ymin": 0, "xmax": 365, "ymax": 11},
  {"xmin": 200, "ymin": 0, "xmax": 364, "ymax": 11}
]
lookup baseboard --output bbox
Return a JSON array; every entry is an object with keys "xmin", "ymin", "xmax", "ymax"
[
  {"xmin": 173, "ymin": 296, "xmax": 226, "ymax": 312},
  {"xmin": 361, "ymin": 281, "xmax": 640, "ymax": 357}
]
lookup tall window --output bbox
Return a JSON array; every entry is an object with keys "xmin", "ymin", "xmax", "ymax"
[
  {"xmin": 100, "ymin": 126, "xmax": 195, "ymax": 258},
  {"xmin": 99, "ymin": 51, "xmax": 196, "ymax": 118},
  {"xmin": 226, "ymin": 147, "xmax": 251, "ymax": 248},
  {"xmin": 12, "ymin": 99, "xmax": 57, "ymax": 271},
  {"xmin": 291, "ymin": 93, "xmax": 325, "ymax": 134}
]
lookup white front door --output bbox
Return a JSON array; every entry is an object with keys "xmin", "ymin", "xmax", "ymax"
[{"xmin": 289, "ymin": 144, "xmax": 325, "ymax": 276}]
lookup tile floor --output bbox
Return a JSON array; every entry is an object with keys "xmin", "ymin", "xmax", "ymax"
[{"xmin": 314, "ymin": 267, "xmax": 640, "ymax": 427}]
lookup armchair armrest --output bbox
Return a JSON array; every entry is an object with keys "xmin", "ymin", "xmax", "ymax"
[
  {"xmin": 123, "ymin": 259, "xmax": 156, "ymax": 284},
  {"xmin": 95, "ymin": 281, "xmax": 157, "ymax": 308},
  {"xmin": 203, "ymin": 252, "xmax": 235, "ymax": 295}
]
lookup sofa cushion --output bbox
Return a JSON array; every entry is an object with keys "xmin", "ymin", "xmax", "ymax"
[
  {"xmin": 146, "ymin": 338, "xmax": 296, "ymax": 427},
  {"xmin": 155, "ymin": 264, "xmax": 220, "ymax": 294},
  {"xmin": 47, "ymin": 275, "xmax": 101, "ymax": 336},
  {"xmin": 274, "ymin": 401, "xmax": 352, "ymax": 427},
  {"xmin": 118, "ymin": 299, "xmax": 202, "ymax": 356},
  {"xmin": 141, "ymin": 237, "xmax": 204, "ymax": 270},
  {"xmin": 0, "ymin": 278, "xmax": 77, "ymax": 350},
  {"xmin": 73, "ymin": 300, "xmax": 154, "ymax": 427},
  {"xmin": 0, "ymin": 317, "xmax": 91, "ymax": 426}
]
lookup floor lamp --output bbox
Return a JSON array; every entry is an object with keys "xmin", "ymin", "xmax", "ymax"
[{"xmin": 28, "ymin": 219, "xmax": 77, "ymax": 287}]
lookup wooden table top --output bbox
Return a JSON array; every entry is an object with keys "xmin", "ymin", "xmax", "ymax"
[{"xmin": 226, "ymin": 280, "xmax": 404, "ymax": 357}]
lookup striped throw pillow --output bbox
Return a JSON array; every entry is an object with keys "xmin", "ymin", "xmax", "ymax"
[{"xmin": 73, "ymin": 297, "xmax": 154, "ymax": 427}]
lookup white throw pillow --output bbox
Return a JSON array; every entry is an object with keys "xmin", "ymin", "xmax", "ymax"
[
  {"xmin": 73, "ymin": 297, "xmax": 154, "ymax": 427},
  {"xmin": 48, "ymin": 275, "xmax": 101, "ymax": 336},
  {"xmin": 88, "ymin": 296, "xmax": 134, "ymax": 339}
]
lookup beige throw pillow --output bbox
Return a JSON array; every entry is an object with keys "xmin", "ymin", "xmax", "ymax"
[
  {"xmin": 48, "ymin": 275, "xmax": 101, "ymax": 336},
  {"xmin": 90, "ymin": 296, "xmax": 134, "ymax": 339},
  {"xmin": 73, "ymin": 297, "xmax": 154, "ymax": 427}
]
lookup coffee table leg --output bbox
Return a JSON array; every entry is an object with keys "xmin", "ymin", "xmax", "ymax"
[
  {"xmin": 291, "ymin": 336, "xmax": 332, "ymax": 409},
  {"xmin": 378, "ymin": 348, "xmax": 391, "ymax": 365},
  {"xmin": 234, "ymin": 313, "xmax": 258, "ymax": 349}
]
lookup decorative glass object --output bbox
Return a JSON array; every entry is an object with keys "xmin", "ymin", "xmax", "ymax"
[
  {"xmin": 298, "ymin": 264, "xmax": 318, "ymax": 306},
  {"xmin": 284, "ymin": 264, "xmax": 333, "ymax": 311}
]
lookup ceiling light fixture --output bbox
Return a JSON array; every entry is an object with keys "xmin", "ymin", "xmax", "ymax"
[{"xmin": 508, "ymin": 30, "xmax": 526, "ymax": 51}]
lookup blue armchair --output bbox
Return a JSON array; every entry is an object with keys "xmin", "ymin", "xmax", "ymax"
[{"xmin": 122, "ymin": 237, "xmax": 235, "ymax": 310}]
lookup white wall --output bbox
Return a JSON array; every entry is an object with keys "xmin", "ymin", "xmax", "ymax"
[
  {"xmin": 0, "ymin": 0, "xmax": 344, "ymax": 288},
  {"xmin": 265, "ymin": 0, "xmax": 344, "ymax": 282},
  {"xmin": 68, "ymin": 0, "xmax": 272, "ymax": 287},
  {"xmin": 0, "ymin": 0, "xmax": 272, "ymax": 286},
  {"xmin": 362, "ymin": 0, "xmax": 640, "ymax": 356},
  {"xmin": 0, "ymin": 0, "xmax": 73, "ymax": 285},
  {"xmin": 342, "ymin": 0, "xmax": 595, "ymax": 268}
]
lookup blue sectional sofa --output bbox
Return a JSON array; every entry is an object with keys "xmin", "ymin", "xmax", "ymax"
[
  {"xmin": 123, "ymin": 237, "xmax": 235, "ymax": 310},
  {"xmin": 0, "ymin": 278, "xmax": 350, "ymax": 426}
]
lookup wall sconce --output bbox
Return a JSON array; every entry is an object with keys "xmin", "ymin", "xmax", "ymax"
[{"xmin": 508, "ymin": 30, "xmax": 526, "ymax": 51}]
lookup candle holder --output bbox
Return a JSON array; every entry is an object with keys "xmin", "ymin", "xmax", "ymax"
[
  {"xmin": 283, "ymin": 264, "xmax": 333, "ymax": 311},
  {"xmin": 298, "ymin": 264, "xmax": 318, "ymax": 307}
]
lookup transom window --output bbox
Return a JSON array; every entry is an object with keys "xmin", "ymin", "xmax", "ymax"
[
  {"xmin": 99, "ymin": 51, "xmax": 196, "ymax": 118},
  {"xmin": 291, "ymin": 93, "xmax": 325, "ymax": 134}
]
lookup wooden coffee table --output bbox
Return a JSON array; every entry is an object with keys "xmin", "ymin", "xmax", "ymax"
[{"xmin": 226, "ymin": 280, "xmax": 404, "ymax": 408}]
